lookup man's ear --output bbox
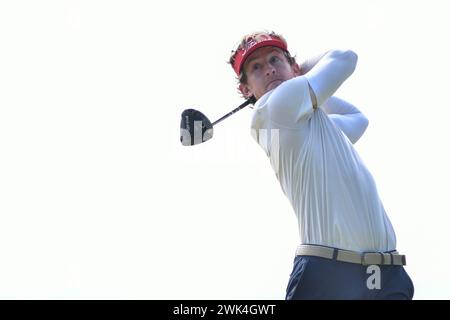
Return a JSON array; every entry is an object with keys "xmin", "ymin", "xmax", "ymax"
[
  {"xmin": 293, "ymin": 62, "xmax": 302, "ymax": 76},
  {"xmin": 239, "ymin": 83, "xmax": 253, "ymax": 99}
]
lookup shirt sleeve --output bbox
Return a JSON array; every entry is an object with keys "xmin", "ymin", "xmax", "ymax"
[
  {"xmin": 264, "ymin": 76, "xmax": 314, "ymax": 128},
  {"xmin": 320, "ymin": 96, "xmax": 369, "ymax": 143},
  {"xmin": 303, "ymin": 50, "xmax": 358, "ymax": 108}
]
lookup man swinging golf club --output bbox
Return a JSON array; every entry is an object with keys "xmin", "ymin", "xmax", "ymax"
[{"xmin": 225, "ymin": 31, "xmax": 414, "ymax": 299}]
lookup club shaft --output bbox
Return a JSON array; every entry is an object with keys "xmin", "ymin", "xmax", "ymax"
[{"xmin": 211, "ymin": 97, "xmax": 255, "ymax": 127}]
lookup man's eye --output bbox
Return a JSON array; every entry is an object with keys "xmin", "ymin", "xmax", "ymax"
[
  {"xmin": 270, "ymin": 56, "xmax": 280, "ymax": 63},
  {"xmin": 252, "ymin": 63, "xmax": 261, "ymax": 71}
]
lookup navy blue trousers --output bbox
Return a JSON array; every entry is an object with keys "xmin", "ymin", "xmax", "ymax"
[{"xmin": 286, "ymin": 255, "xmax": 414, "ymax": 300}]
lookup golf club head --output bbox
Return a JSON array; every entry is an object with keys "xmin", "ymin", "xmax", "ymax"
[{"xmin": 180, "ymin": 109, "xmax": 214, "ymax": 146}]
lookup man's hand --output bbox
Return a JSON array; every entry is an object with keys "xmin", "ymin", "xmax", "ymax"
[{"xmin": 299, "ymin": 51, "xmax": 330, "ymax": 75}]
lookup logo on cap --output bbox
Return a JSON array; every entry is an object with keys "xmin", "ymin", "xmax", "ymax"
[{"xmin": 232, "ymin": 34, "xmax": 288, "ymax": 75}]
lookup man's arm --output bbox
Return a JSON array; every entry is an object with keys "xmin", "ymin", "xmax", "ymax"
[
  {"xmin": 321, "ymin": 96, "xmax": 369, "ymax": 143},
  {"xmin": 265, "ymin": 49, "xmax": 358, "ymax": 126},
  {"xmin": 302, "ymin": 50, "xmax": 358, "ymax": 108},
  {"xmin": 300, "ymin": 50, "xmax": 366, "ymax": 142}
]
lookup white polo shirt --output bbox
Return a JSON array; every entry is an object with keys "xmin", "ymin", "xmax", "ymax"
[{"xmin": 250, "ymin": 75, "xmax": 396, "ymax": 253}]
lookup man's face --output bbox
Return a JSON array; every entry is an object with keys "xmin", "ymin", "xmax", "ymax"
[{"xmin": 239, "ymin": 47, "xmax": 300, "ymax": 100}]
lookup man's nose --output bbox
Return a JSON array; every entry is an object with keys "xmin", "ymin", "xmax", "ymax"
[{"xmin": 265, "ymin": 65, "xmax": 276, "ymax": 76}]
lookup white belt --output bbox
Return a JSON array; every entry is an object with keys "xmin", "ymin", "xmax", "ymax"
[{"xmin": 296, "ymin": 244, "xmax": 407, "ymax": 266}]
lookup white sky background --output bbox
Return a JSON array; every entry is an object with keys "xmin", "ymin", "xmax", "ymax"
[{"xmin": 0, "ymin": 0, "xmax": 449, "ymax": 299}]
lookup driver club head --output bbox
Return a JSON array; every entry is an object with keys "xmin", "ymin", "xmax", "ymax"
[{"xmin": 180, "ymin": 109, "xmax": 214, "ymax": 146}]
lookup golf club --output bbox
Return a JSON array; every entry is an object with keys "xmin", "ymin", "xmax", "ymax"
[{"xmin": 180, "ymin": 96, "xmax": 256, "ymax": 146}]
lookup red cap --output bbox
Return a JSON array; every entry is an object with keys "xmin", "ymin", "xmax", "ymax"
[{"xmin": 232, "ymin": 35, "xmax": 288, "ymax": 75}]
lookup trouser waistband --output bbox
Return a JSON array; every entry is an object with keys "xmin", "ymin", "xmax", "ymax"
[{"xmin": 296, "ymin": 244, "xmax": 407, "ymax": 266}]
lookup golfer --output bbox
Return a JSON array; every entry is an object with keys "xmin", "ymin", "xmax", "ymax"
[{"xmin": 229, "ymin": 31, "xmax": 414, "ymax": 299}]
